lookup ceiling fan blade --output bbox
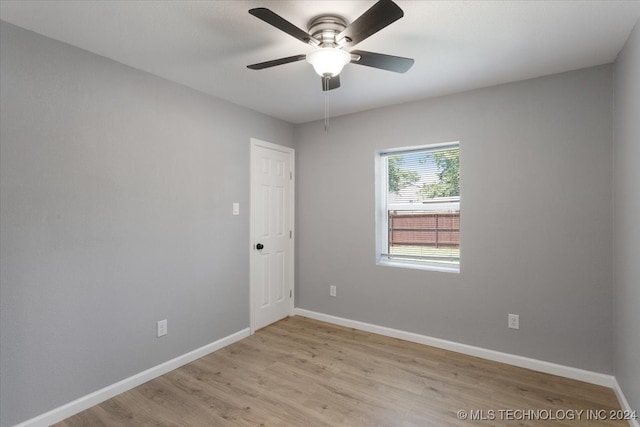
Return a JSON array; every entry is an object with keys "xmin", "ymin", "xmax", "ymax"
[
  {"xmin": 249, "ymin": 8, "xmax": 314, "ymax": 45},
  {"xmin": 350, "ymin": 50, "xmax": 414, "ymax": 73},
  {"xmin": 338, "ymin": 0, "xmax": 404, "ymax": 47},
  {"xmin": 247, "ymin": 54, "xmax": 307, "ymax": 70},
  {"xmin": 321, "ymin": 75, "xmax": 341, "ymax": 91}
]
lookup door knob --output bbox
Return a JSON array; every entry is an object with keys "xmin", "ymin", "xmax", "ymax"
[{"xmin": 256, "ymin": 243, "xmax": 264, "ymax": 250}]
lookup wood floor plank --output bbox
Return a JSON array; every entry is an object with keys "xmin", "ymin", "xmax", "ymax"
[{"xmin": 55, "ymin": 316, "xmax": 626, "ymax": 426}]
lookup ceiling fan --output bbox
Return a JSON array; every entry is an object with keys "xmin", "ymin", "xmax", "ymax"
[{"xmin": 247, "ymin": 0, "xmax": 415, "ymax": 91}]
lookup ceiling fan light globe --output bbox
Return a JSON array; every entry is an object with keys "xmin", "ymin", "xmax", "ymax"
[{"xmin": 306, "ymin": 48, "xmax": 351, "ymax": 77}]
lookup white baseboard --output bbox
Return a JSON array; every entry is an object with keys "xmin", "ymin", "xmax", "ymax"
[
  {"xmin": 293, "ymin": 308, "xmax": 615, "ymax": 388},
  {"xmin": 14, "ymin": 328, "xmax": 251, "ymax": 427},
  {"xmin": 613, "ymin": 378, "xmax": 640, "ymax": 427}
]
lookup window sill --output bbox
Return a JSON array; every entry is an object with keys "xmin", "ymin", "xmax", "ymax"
[{"xmin": 377, "ymin": 258, "xmax": 460, "ymax": 274}]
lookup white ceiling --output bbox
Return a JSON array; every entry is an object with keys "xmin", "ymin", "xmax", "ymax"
[{"xmin": 1, "ymin": 1, "xmax": 639, "ymax": 124}]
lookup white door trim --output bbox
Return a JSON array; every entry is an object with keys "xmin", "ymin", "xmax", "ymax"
[{"xmin": 249, "ymin": 138, "xmax": 295, "ymax": 334}]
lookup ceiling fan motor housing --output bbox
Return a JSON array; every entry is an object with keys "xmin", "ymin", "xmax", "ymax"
[{"xmin": 308, "ymin": 15, "xmax": 349, "ymax": 47}]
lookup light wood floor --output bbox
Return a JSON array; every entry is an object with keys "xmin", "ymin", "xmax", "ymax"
[{"xmin": 56, "ymin": 316, "xmax": 625, "ymax": 426}]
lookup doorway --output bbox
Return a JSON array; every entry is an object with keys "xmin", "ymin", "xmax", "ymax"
[{"xmin": 250, "ymin": 138, "xmax": 294, "ymax": 333}]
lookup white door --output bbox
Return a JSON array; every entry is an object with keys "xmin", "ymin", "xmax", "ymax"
[{"xmin": 250, "ymin": 139, "xmax": 294, "ymax": 332}]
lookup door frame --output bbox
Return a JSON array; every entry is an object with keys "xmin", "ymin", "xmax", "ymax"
[{"xmin": 249, "ymin": 138, "xmax": 295, "ymax": 334}]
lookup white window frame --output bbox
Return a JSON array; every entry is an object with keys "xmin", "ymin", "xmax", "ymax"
[{"xmin": 375, "ymin": 141, "xmax": 460, "ymax": 273}]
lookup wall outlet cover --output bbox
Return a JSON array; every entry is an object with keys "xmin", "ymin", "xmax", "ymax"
[
  {"xmin": 508, "ymin": 314, "xmax": 520, "ymax": 330},
  {"xmin": 157, "ymin": 319, "xmax": 168, "ymax": 337}
]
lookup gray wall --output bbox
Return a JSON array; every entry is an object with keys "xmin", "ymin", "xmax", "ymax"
[
  {"xmin": 295, "ymin": 65, "xmax": 614, "ymax": 374},
  {"xmin": 613, "ymin": 19, "xmax": 640, "ymax": 413},
  {"xmin": 0, "ymin": 22, "xmax": 294, "ymax": 427}
]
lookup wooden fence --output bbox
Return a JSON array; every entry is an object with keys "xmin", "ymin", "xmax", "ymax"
[{"xmin": 389, "ymin": 212, "xmax": 460, "ymax": 248}]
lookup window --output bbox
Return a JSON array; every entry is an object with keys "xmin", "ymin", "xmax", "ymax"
[{"xmin": 376, "ymin": 142, "xmax": 460, "ymax": 272}]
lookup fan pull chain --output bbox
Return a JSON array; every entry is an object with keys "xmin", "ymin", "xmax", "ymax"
[{"xmin": 324, "ymin": 75, "xmax": 330, "ymax": 133}]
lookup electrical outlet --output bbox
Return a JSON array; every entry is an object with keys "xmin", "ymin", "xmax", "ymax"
[
  {"xmin": 329, "ymin": 285, "xmax": 336, "ymax": 297},
  {"xmin": 157, "ymin": 319, "xmax": 168, "ymax": 337},
  {"xmin": 508, "ymin": 314, "xmax": 519, "ymax": 330}
]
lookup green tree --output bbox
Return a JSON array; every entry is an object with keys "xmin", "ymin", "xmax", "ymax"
[
  {"xmin": 420, "ymin": 149, "xmax": 460, "ymax": 198},
  {"xmin": 388, "ymin": 156, "xmax": 419, "ymax": 194}
]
